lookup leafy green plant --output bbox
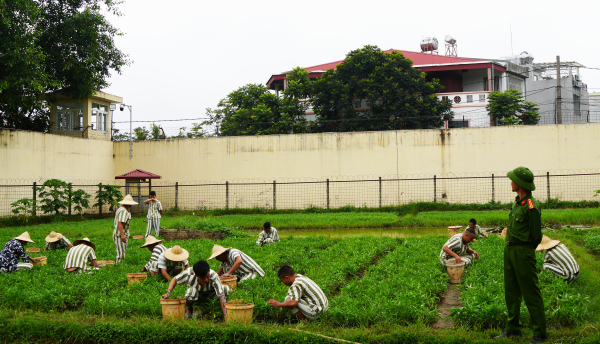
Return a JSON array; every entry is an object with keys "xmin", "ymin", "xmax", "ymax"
[
  {"xmin": 94, "ymin": 184, "xmax": 123, "ymax": 212},
  {"xmin": 10, "ymin": 198, "xmax": 37, "ymax": 222},
  {"xmin": 69, "ymin": 187, "xmax": 92, "ymax": 218},
  {"xmin": 36, "ymin": 179, "xmax": 69, "ymax": 215}
]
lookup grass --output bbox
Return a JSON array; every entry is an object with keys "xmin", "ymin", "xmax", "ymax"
[{"xmin": 214, "ymin": 212, "xmax": 401, "ymax": 229}]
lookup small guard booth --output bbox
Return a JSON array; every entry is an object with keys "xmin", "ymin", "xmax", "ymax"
[{"xmin": 115, "ymin": 169, "xmax": 162, "ymax": 213}]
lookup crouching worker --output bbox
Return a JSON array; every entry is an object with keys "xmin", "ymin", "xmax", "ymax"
[
  {"xmin": 64, "ymin": 238, "xmax": 98, "ymax": 273},
  {"xmin": 439, "ymin": 227, "xmax": 479, "ymax": 267},
  {"xmin": 268, "ymin": 265, "xmax": 329, "ymax": 322},
  {"xmin": 468, "ymin": 218, "xmax": 488, "ymax": 238},
  {"xmin": 158, "ymin": 245, "xmax": 190, "ymax": 280},
  {"xmin": 257, "ymin": 222, "xmax": 280, "ymax": 246},
  {"xmin": 140, "ymin": 235, "xmax": 166, "ymax": 275},
  {"xmin": 208, "ymin": 245, "xmax": 265, "ymax": 282},
  {"xmin": 45, "ymin": 231, "xmax": 73, "ymax": 251},
  {"xmin": 162, "ymin": 260, "xmax": 229, "ymax": 320},
  {"xmin": 0, "ymin": 232, "xmax": 35, "ymax": 273},
  {"xmin": 537, "ymin": 235, "xmax": 580, "ymax": 282}
]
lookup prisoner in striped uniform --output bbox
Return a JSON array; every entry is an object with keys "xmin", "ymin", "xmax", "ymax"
[
  {"xmin": 467, "ymin": 218, "xmax": 488, "ymax": 238},
  {"xmin": 208, "ymin": 245, "xmax": 265, "ymax": 282},
  {"xmin": 439, "ymin": 228, "xmax": 479, "ymax": 266},
  {"xmin": 536, "ymin": 236, "xmax": 580, "ymax": 282},
  {"xmin": 157, "ymin": 245, "xmax": 190, "ymax": 280},
  {"xmin": 139, "ymin": 235, "xmax": 166, "ymax": 275},
  {"xmin": 257, "ymin": 222, "xmax": 280, "ymax": 246},
  {"xmin": 113, "ymin": 195, "xmax": 137, "ymax": 263},
  {"xmin": 64, "ymin": 238, "xmax": 98, "ymax": 273},
  {"xmin": 144, "ymin": 191, "xmax": 163, "ymax": 237},
  {"xmin": 45, "ymin": 231, "xmax": 73, "ymax": 251},
  {"xmin": 268, "ymin": 265, "xmax": 329, "ymax": 321},
  {"xmin": 0, "ymin": 232, "xmax": 35, "ymax": 273},
  {"xmin": 163, "ymin": 261, "xmax": 229, "ymax": 319}
]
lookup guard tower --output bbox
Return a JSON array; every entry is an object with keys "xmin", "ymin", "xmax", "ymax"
[
  {"xmin": 46, "ymin": 90, "xmax": 123, "ymax": 141},
  {"xmin": 115, "ymin": 169, "xmax": 162, "ymax": 213}
]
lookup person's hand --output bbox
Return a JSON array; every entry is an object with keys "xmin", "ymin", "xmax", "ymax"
[
  {"xmin": 268, "ymin": 299, "xmax": 280, "ymax": 307},
  {"xmin": 222, "ymin": 272, "xmax": 230, "ymax": 278},
  {"xmin": 121, "ymin": 234, "xmax": 127, "ymax": 243},
  {"xmin": 473, "ymin": 251, "xmax": 480, "ymax": 259},
  {"xmin": 455, "ymin": 257, "xmax": 463, "ymax": 264},
  {"xmin": 161, "ymin": 294, "xmax": 169, "ymax": 299}
]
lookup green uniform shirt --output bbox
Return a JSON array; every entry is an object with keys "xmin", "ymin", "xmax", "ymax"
[{"xmin": 507, "ymin": 194, "xmax": 542, "ymax": 246}]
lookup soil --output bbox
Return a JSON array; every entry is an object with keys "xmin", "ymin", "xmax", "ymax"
[
  {"xmin": 160, "ymin": 229, "xmax": 225, "ymax": 241},
  {"xmin": 431, "ymin": 284, "xmax": 461, "ymax": 329}
]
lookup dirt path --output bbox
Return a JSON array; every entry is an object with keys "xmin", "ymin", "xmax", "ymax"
[{"xmin": 431, "ymin": 284, "xmax": 461, "ymax": 329}]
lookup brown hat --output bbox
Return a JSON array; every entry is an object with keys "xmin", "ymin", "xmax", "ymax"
[
  {"xmin": 536, "ymin": 235, "xmax": 560, "ymax": 251},
  {"xmin": 118, "ymin": 194, "xmax": 138, "ymax": 205},
  {"xmin": 164, "ymin": 245, "xmax": 189, "ymax": 262},
  {"xmin": 14, "ymin": 231, "xmax": 35, "ymax": 243},
  {"xmin": 45, "ymin": 231, "xmax": 63, "ymax": 243},
  {"xmin": 140, "ymin": 235, "xmax": 164, "ymax": 248},
  {"xmin": 207, "ymin": 244, "xmax": 231, "ymax": 261},
  {"xmin": 73, "ymin": 237, "xmax": 96, "ymax": 251}
]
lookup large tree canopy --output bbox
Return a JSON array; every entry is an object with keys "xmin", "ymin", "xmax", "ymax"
[
  {"xmin": 312, "ymin": 45, "xmax": 453, "ymax": 131},
  {"xmin": 0, "ymin": 0, "xmax": 129, "ymax": 131}
]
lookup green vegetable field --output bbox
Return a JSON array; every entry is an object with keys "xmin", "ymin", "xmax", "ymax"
[{"xmin": 2, "ymin": 215, "xmax": 600, "ymax": 343}]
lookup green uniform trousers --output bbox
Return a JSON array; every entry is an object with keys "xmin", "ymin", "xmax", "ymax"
[{"xmin": 504, "ymin": 245, "xmax": 546, "ymax": 338}]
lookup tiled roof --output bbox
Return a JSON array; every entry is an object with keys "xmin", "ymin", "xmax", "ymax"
[{"xmin": 115, "ymin": 169, "xmax": 162, "ymax": 179}]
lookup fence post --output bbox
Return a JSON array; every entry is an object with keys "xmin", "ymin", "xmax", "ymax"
[
  {"xmin": 273, "ymin": 180, "xmax": 276, "ymax": 210},
  {"xmin": 226, "ymin": 181, "xmax": 229, "ymax": 209},
  {"xmin": 492, "ymin": 174, "xmax": 495, "ymax": 202},
  {"xmin": 32, "ymin": 182, "xmax": 37, "ymax": 217},
  {"xmin": 547, "ymin": 172, "xmax": 550, "ymax": 201},
  {"xmin": 326, "ymin": 179, "xmax": 330, "ymax": 209},
  {"xmin": 433, "ymin": 175, "xmax": 437, "ymax": 202},
  {"xmin": 379, "ymin": 177, "xmax": 382, "ymax": 208},
  {"xmin": 68, "ymin": 184, "xmax": 72, "ymax": 216},
  {"xmin": 175, "ymin": 182, "xmax": 179, "ymax": 210},
  {"xmin": 98, "ymin": 183, "xmax": 103, "ymax": 216}
]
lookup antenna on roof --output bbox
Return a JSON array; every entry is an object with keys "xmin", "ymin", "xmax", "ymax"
[{"xmin": 444, "ymin": 36, "xmax": 457, "ymax": 57}]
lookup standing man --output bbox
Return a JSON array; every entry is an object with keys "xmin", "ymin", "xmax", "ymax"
[
  {"xmin": 144, "ymin": 191, "xmax": 162, "ymax": 238},
  {"xmin": 495, "ymin": 167, "xmax": 546, "ymax": 343},
  {"xmin": 114, "ymin": 194, "xmax": 138, "ymax": 263}
]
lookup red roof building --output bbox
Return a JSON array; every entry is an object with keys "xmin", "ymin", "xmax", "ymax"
[{"xmin": 115, "ymin": 169, "xmax": 162, "ymax": 180}]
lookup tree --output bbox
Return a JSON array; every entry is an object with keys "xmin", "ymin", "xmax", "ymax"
[
  {"xmin": 0, "ymin": 0, "xmax": 130, "ymax": 132},
  {"xmin": 312, "ymin": 45, "xmax": 453, "ymax": 132},
  {"xmin": 487, "ymin": 89, "xmax": 540, "ymax": 125},
  {"xmin": 133, "ymin": 126, "xmax": 149, "ymax": 140},
  {"xmin": 36, "ymin": 179, "xmax": 69, "ymax": 215}
]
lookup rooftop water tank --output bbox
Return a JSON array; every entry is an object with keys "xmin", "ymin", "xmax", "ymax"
[
  {"xmin": 445, "ymin": 35, "xmax": 457, "ymax": 44},
  {"xmin": 420, "ymin": 37, "xmax": 439, "ymax": 52}
]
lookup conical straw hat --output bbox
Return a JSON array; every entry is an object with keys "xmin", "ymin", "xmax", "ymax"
[
  {"xmin": 73, "ymin": 237, "xmax": 96, "ymax": 251},
  {"xmin": 207, "ymin": 244, "xmax": 232, "ymax": 261},
  {"xmin": 14, "ymin": 231, "xmax": 35, "ymax": 243},
  {"xmin": 118, "ymin": 194, "xmax": 138, "ymax": 205},
  {"xmin": 45, "ymin": 231, "xmax": 63, "ymax": 243},
  {"xmin": 536, "ymin": 235, "xmax": 560, "ymax": 251},
  {"xmin": 140, "ymin": 235, "xmax": 164, "ymax": 248},
  {"xmin": 164, "ymin": 245, "xmax": 189, "ymax": 261}
]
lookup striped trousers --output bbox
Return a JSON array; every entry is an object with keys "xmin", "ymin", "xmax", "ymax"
[
  {"xmin": 235, "ymin": 271, "xmax": 258, "ymax": 283},
  {"xmin": 145, "ymin": 218, "xmax": 160, "ymax": 237},
  {"xmin": 113, "ymin": 235, "xmax": 128, "ymax": 263},
  {"xmin": 185, "ymin": 285, "xmax": 230, "ymax": 302},
  {"xmin": 284, "ymin": 296, "xmax": 324, "ymax": 320},
  {"xmin": 544, "ymin": 263, "xmax": 579, "ymax": 282}
]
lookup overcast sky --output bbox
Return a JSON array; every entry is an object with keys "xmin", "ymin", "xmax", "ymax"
[{"xmin": 104, "ymin": 0, "xmax": 599, "ymax": 135}]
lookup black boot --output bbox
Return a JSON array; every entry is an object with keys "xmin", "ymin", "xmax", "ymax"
[{"xmin": 493, "ymin": 331, "xmax": 521, "ymax": 339}]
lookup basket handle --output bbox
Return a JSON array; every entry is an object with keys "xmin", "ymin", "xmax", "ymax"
[{"xmin": 226, "ymin": 286, "xmax": 254, "ymax": 304}]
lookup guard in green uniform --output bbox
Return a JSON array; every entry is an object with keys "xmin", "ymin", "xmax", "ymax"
[{"xmin": 494, "ymin": 167, "xmax": 546, "ymax": 343}]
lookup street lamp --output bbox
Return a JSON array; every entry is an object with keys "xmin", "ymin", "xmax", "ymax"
[{"xmin": 120, "ymin": 103, "xmax": 133, "ymax": 159}]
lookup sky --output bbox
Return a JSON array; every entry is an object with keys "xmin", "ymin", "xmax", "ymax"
[{"xmin": 104, "ymin": 0, "xmax": 600, "ymax": 135}]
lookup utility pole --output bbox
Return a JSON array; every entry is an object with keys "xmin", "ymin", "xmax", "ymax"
[{"xmin": 556, "ymin": 55, "xmax": 562, "ymax": 124}]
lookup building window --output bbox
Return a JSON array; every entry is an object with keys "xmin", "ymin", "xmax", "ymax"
[
  {"xmin": 467, "ymin": 95, "xmax": 473, "ymax": 103},
  {"xmin": 56, "ymin": 102, "xmax": 83, "ymax": 131},
  {"xmin": 479, "ymin": 94, "xmax": 486, "ymax": 102},
  {"xmin": 353, "ymin": 100, "xmax": 361, "ymax": 109},
  {"xmin": 509, "ymin": 77, "xmax": 523, "ymax": 92},
  {"xmin": 442, "ymin": 96, "xmax": 449, "ymax": 102},
  {"xmin": 448, "ymin": 120, "xmax": 469, "ymax": 128},
  {"xmin": 453, "ymin": 96, "xmax": 461, "ymax": 104},
  {"xmin": 92, "ymin": 103, "xmax": 108, "ymax": 132}
]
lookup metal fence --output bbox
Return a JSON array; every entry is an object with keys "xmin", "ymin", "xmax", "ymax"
[{"xmin": 2, "ymin": 170, "xmax": 599, "ymax": 217}]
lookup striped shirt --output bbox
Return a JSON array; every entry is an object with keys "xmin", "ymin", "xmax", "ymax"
[
  {"xmin": 287, "ymin": 274, "xmax": 329, "ymax": 312},
  {"xmin": 113, "ymin": 206, "xmax": 131, "ymax": 237},
  {"xmin": 45, "ymin": 237, "xmax": 71, "ymax": 251},
  {"xmin": 468, "ymin": 225, "xmax": 483, "ymax": 236},
  {"xmin": 176, "ymin": 268, "xmax": 225, "ymax": 297},
  {"xmin": 147, "ymin": 200, "xmax": 162, "ymax": 219},
  {"xmin": 220, "ymin": 249, "xmax": 265, "ymax": 278},
  {"xmin": 544, "ymin": 243, "xmax": 579, "ymax": 280},
  {"xmin": 439, "ymin": 233, "xmax": 470, "ymax": 262},
  {"xmin": 257, "ymin": 227, "xmax": 280, "ymax": 245},
  {"xmin": 64, "ymin": 244, "xmax": 96, "ymax": 270},
  {"xmin": 157, "ymin": 252, "xmax": 188, "ymax": 272}
]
